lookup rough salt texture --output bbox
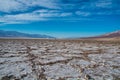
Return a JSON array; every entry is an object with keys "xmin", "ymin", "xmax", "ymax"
[{"xmin": 0, "ymin": 39, "xmax": 120, "ymax": 80}]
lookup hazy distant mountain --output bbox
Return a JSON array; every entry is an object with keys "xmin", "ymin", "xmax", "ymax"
[
  {"xmin": 83, "ymin": 30, "xmax": 120, "ymax": 39},
  {"xmin": 93, "ymin": 30, "xmax": 120, "ymax": 38},
  {"xmin": 98, "ymin": 30, "xmax": 120, "ymax": 38},
  {"xmin": 0, "ymin": 30, "xmax": 55, "ymax": 39}
]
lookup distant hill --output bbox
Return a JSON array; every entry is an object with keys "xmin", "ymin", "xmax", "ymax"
[
  {"xmin": 79, "ymin": 30, "xmax": 120, "ymax": 39},
  {"xmin": 91, "ymin": 30, "xmax": 120, "ymax": 38},
  {"xmin": 97, "ymin": 30, "xmax": 120, "ymax": 38},
  {"xmin": 0, "ymin": 30, "xmax": 55, "ymax": 39},
  {"xmin": 79, "ymin": 30, "xmax": 120, "ymax": 41}
]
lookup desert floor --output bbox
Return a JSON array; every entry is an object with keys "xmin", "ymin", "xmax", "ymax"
[{"xmin": 0, "ymin": 39, "xmax": 120, "ymax": 80}]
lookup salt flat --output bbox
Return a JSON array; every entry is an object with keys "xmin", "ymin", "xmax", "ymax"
[{"xmin": 0, "ymin": 39, "xmax": 120, "ymax": 80}]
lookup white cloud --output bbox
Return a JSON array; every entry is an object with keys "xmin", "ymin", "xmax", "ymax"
[
  {"xmin": 75, "ymin": 11, "xmax": 90, "ymax": 16},
  {"xmin": 0, "ymin": 0, "xmax": 119, "ymax": 25},
  {"xmin": 0, "ymin": 0, "xmax": 27, "ymax": 13},
  {"xmin": 33, "ymin": 10, "xmax": 60, "ymax": 17},
  {"xmin": 60, "ymin": 13, "xmax": 72, "ymax": 17},
  {"xmin": 34, "ymin": 9, "xmax": 49, "ymax": 13},
  {"xmin": 95, "ymin": 0, "xmax": 112, "ymax": 8},
  {"xmin": 0, "ymin": 12, "xmax": 46, "ymax": 24},
  {"xmin": 0, "ymin": 9, "xmax": 73, "ymax": 24},
  {"xmin": 0, "ymin": 0, "xmax": 25, "ymax": 12},
  {"xmin": 80, "ymin": 0, "xmax": 113, "ymax": 10},
  {"xmin": 0, "ymin": 0, "xmax": 60, "ymax": 13}
]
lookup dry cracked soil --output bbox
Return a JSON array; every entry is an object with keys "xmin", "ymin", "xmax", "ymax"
[{"xmin": 0, "ymin": 39, "xmax": 120, "ymax": 80}]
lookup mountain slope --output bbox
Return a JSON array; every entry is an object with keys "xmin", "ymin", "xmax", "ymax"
[
  {"xmin": 99, "ymin": 30, "xmax": 120, "ymax": 38},
  {"xmin": 0, "ymin": 30, "xmax": 55, "ymax": 38},
  {"xmin": 79, "ymin": 30, "xmax": 120, "ymax": 40},
  {"xmin": 94, "ymin": 30, "xmax": 120, "ymax": 38}
]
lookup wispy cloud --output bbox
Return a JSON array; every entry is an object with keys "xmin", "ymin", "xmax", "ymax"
[
  {"xmin": 0, "ymin": 0, "xmax": 26, "ymax": 13},
  {"xmin": 75, "ymin": 11, "xmax": 90, "ymax": 16},
  {"xmin": 0, "ymin": 0, "xmax": 120, "ymax": 24},
  {"xmin": 93, "ymin": 0, "xmax": 113, "ymax": 8}
]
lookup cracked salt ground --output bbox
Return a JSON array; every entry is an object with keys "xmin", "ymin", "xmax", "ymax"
[
  {"xmin": 0, "ymin": 39, "xmax": 120, "ymax": 80},
  {"xmin": 0, "ymin": 62, "xmax": 32, "ymax": 79},
  {"xmin": 44, "ymin": 63, "xmax": 80, "ymax": 79},
  {"xmin": 68, "ymin": 59, "xmax": 91, "ymax": 68}
]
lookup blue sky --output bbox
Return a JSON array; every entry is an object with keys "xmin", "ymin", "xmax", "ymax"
[{"xmin": 0, "ymin": 0, "xmax": 120, "ymax": 38}]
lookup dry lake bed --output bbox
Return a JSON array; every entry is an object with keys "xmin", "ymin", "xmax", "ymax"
[{"xmin": 0, "ymin": 39, "xmax": 120, "ymax": 80}]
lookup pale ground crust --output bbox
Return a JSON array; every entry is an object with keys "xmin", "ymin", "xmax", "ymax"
[{"xmin": 0, "ymin": 39, "xmax": 120, "ymax": 80}]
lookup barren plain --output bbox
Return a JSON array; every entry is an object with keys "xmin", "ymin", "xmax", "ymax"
[{"xmin": 0, "ymin": 39, "xmax": 120, "ymax": 80}]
